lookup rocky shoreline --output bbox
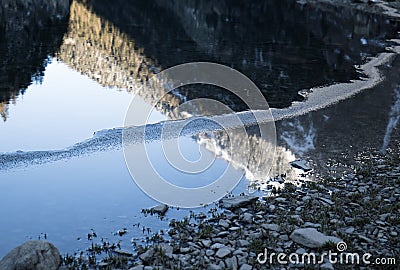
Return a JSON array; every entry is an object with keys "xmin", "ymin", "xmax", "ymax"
[
  {"xmin": 2, "ymin": 140, "xmax": 398, "ymax": 269},
  {"xmin": 108, "ymin": 142, "xmax": 399, "ymax": 270}
]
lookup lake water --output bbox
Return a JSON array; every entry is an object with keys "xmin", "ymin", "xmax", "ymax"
[{"xmin": 0, "ymin": 0, "xmax": 399, "ymax": 257}]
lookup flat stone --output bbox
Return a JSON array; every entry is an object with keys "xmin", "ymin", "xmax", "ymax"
[
  {"xmin": 216, "ymin": 247, "xmax": 231, "ymax": 258},
  {"xmin": 290, "ymin": 160, "xmax": 312, "ymax": 172},
  {"xmin": 206, "ymin": 249, "xmax": 214, "ymax": 256},
  {"xmin": 221, "ymin": 195, "xmax": 258, "ymax": 209},
  {"xmin": 345, "ymin": 227, "xmax": 355, "ymax": 234},
  {"xmin": 290, "ymin": 228, "xmax": 341, "ymax": 248},
  {"xmin": 318, "ymin": 197, "xmax": 334, "ymax": 205},
  {"xmin": 238, "ymin": 240, "xmax": 249, "ymax": 247},
  {"xmin": 114, "ymin": 249, "xmax": 133, "ymax": 256},
  {"xmin": 210, "ymin": 243, "xmax": 225, "ymax": 250},
  {"xmin": 0, "ymin": 241, "xmax": 61, "ymax": 270},
  {"xmin": 262, "ymin": 223, "xmax": 281, "ymax": 232},
  {"xmin": 304, "ymin": 222, "xmax": 321, "ymax": 228}
]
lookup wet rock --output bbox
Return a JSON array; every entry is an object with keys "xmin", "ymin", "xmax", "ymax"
[
  {"xmin": 221, "ymin": 195, "xmax": 258, "ymax": 209},
  {"xmin": 0, "ymin": 241, "xmax": 61, "ymax": 270},
  {"xmin": 290, "ymin": 159, "xmax": 312, "ymax": 172},
  {"xmin": 290, "ymin": 228, "xmax": 341, "ymax": 248},
  {"xmin": 151, "ymin": 204, "xmax": 168, "ymax": 215}
]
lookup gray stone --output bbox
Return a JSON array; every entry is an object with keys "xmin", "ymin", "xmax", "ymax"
[
  {"xmin": 210, "ymin": 243, "xmax": 225, "ymax": 250},
  {"xmin": 209, "ymin": 263, "xmax": 222, "ymax": 270},
  {"xmin": 239, "ymin": 263, "xmax": 252, "ymax": 270},
  {"xmin": 262, "ymin": 223, "xmax": 281, "ymax": 232},
  {"xmin": 238, "ymin": 240, "xmax": 249, "ymax": 247},
  {"xmin": 201, "ymin": 240, "xmax": 212, "ymax": 248},
  {"xmin": 290, "ymin": 228, "xmax": 341, "ymax": 248},
  {"xmin": 139, "ymin": 248, "xmax": 154, "ymax": 262},
  {"xmin": 221, "ymin": 195, "xmax": 258, "ymax": 209},
  {"xmin": 219, "ymin": 219, "xmax": 230, "ymax": 228},
  {"xmin": 242, "ymin": 213, "xmax": 253, "ymax": 223},
  {"xmin": 318, "ymin": 197, "xmax": 334, "ymax": 205},
  {"xmin": 0, "ymin": 241, "xmax": 61, "ymax": 270},
  {"xmin": 295, "ymin": 248, "xmax": 306, "ymax": 254},
  {"xmin": 320, "ymin": 262, "xmax": 335, "ymax": 270},
  {"xmin": 151, "ymin": 204, "xmax": 168, "ymax": 215},
  {"xmin": 290, "ymin": 160, "xmax": 312, "ymax": 172},
  {"xmin": 216, "ymin": 247, "xmax": 231, "ymax": 258},
  {"xmin": 304, "ymin": 222, "xmax": 321, "ymax": 228},
  {"xmin": 158, "ymin": 243, "xmax": 173, "ymax": 255},
  {"xmin": 225, "ymin": 256, "xmax": 238, "ymax": 270},
  {"xmin": 206, "ymin": 249, "xmax": 214, "ymax": 256}
]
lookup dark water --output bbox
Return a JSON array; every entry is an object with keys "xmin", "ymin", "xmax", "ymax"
[{"xmin": 0, "ymin": 0, "xmax": 400, "ymax": 258}]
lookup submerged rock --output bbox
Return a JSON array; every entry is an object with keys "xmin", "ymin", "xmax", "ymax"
[
  {"xmin": 289, "ymin": 228, "xmax": 341, "ymax": 248},
  {"xmin": 0, "ymin": 241, "xmax": 61, "ymax": 270}
]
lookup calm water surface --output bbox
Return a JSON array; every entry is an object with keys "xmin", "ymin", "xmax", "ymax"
[{"xmin": 0, "ymin": 0, "xmax": 399, "ymax": 257}]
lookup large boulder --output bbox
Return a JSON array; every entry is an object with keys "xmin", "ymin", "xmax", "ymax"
[{"xmin": 0, "ymin": 241, "xmax": 61, "ymax": 270}]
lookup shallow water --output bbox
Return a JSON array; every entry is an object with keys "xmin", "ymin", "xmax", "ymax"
[{"xmin": 0, "ymin": 0, "xmax": 400, "ymax": 258}]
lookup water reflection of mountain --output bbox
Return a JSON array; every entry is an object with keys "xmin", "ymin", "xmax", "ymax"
[
  {"xmin": 1, "ymin": 0, "xmax": 398, "ymax": 117},
  {"xmin": 0, "ymin": 0, "xmax": 70, "ymax": 121},
  {"xmin": 58, "ymin": 0, "xmax": 399, "ymax": 111}
]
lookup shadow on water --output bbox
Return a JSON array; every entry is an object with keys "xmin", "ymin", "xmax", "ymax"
[{"xmin": 0, "ymin": 0, "xmax": 70, "ymax": 121}]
